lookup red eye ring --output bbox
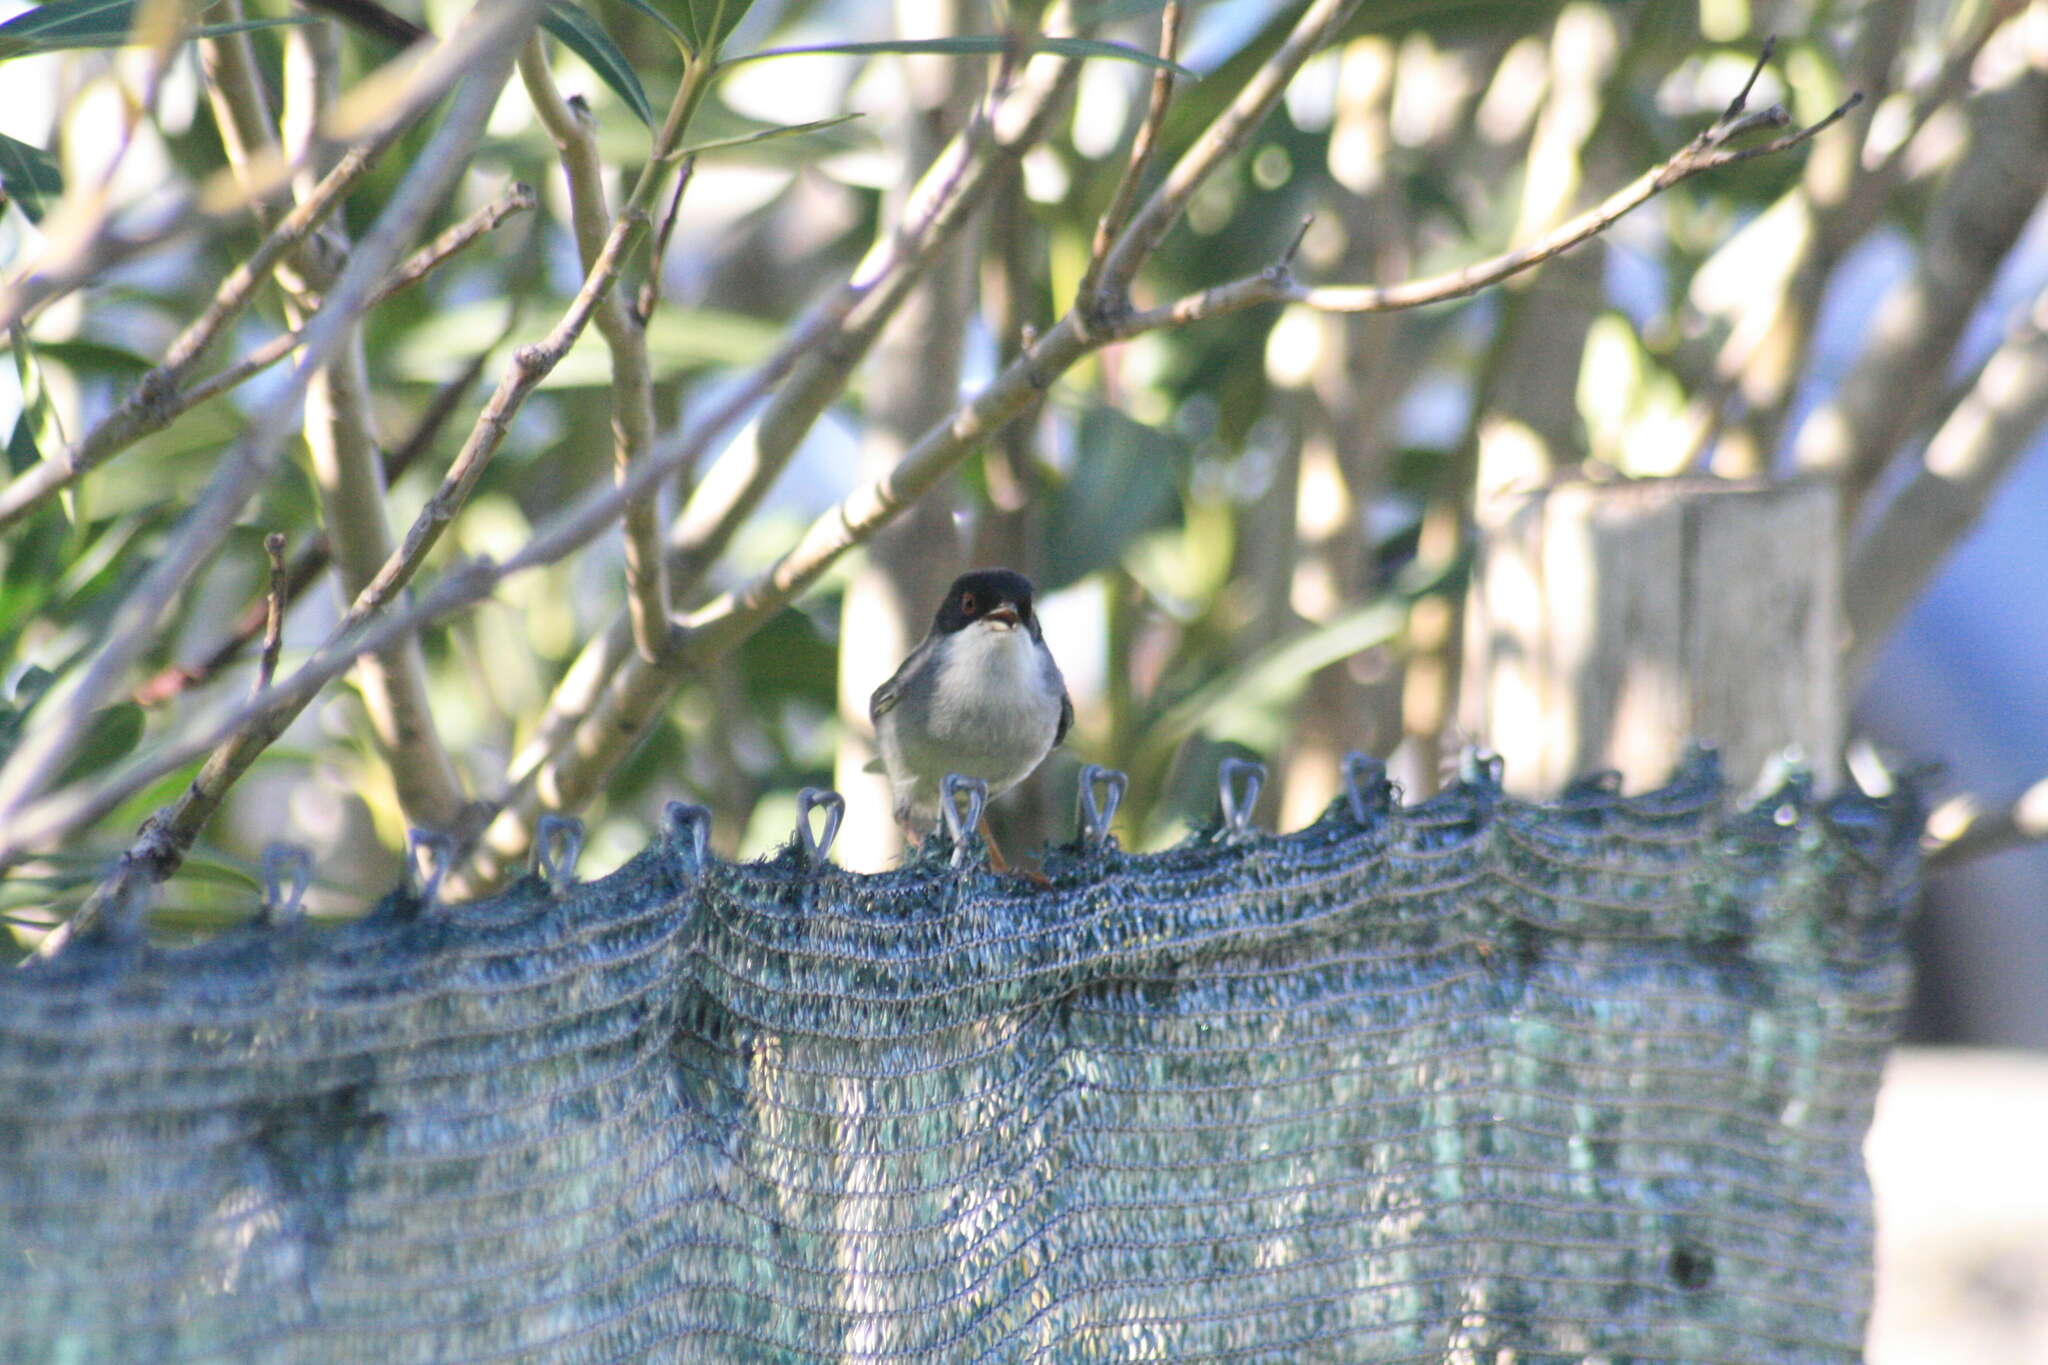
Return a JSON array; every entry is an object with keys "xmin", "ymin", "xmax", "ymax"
[{"xmin": 960, "ymin": 592, "xmax": 978, "ymax": 615}]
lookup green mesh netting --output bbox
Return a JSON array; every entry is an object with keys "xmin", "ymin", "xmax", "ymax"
[{"xmin": 0, "ymin": 754, "xmax": 1919, "ymax": 1363}]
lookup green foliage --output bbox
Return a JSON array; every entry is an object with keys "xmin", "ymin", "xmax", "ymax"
[
  {"xmin": 0, "ymin": 0, "xmax": 2006, "ymax": 924},
  {"xmin": 540, "ymin": 2, "xmax": 655, "ymax": 125},
  {"xmin": 0, "ymin": 0, "xmax": 311, "ymax": 59},
  {"xmin": 0, "ymin": 131, "xmax": 61, "ymax": 222}
]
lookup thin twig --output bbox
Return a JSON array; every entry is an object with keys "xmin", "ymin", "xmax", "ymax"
[
  {"xmin": 0, "ymin": 180, "xmax": 536, "ymax": 534},
  {"xmin": 0, "ymin": 1, "xmax": 540, "ymax": 838},
  {"xmin": 662, "ymin": 18, "xmax": 1090, "ymax": 606},
  {"xmin": 519, "ymin": 39, "xmax": 675, "ymax": 662},
  {"xmin": 71, "ymin": 211, "xmax": 642, "ymax": 897},
  {"xmin": 1091, "ymin": 0, "xmax": 1364, "ymax": 306},
  {"xmin": 134, "ymin": 343, "xmax": 497, "ymax": 707},
  {"xmin": 469, "ymin": 13, "xmax": 1099, "ymax": 880},
  {"xmin": 375, "ymin": 181, "xmax": 539, "ymax": 296},
  {"xmin": 0, "ymin": 30, "xmax": 1847, "ymax": 872},
  {"xmin": 255, "ymin": 533, "xmax": 288, "ymax": 695},
  {"xmin": 347, "ymin": 210, "xmax": 646, "ymax": 623},
  {"xmin": 636, "ymin": 155, "xmax": 696, "ymax": 324},
  {"xmin": 1112, "ymin": 93, "xmax": 1861, "ymax": 333},
  {"xmin": 1843, "ymin": 284, "xmax": 2048, "ymax": 681},
  {"xmin": 1074, "ymin": 1, "xmax": 1180, "ymax": 327},
  {"xmin": 0, "ymin": 146, "xmax": 391, "ymax": 529},
  {"xmin": 0, "ymin": 276, "xmax": 867, "ymax": 869},
  {"xmin": 1925, "ymin": 779, "xmax": 2048, "ymax": 868},
  {"xmin": 0, "ymin": 0, "xmax": 528, "ymax": 334}
]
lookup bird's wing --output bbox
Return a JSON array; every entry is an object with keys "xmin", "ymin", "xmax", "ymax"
[
  {"xmin": 869, "ymin": 641, "xmax": 924, "ymax": 725},
  {"xmin": 1055, "ymin": 687, "xmax": 1074, "ymax": 748}
]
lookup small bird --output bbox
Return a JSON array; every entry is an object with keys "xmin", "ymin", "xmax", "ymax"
[{"xmin": 870, "ymin": 568, "xmax": 1072, "ymax": 872}]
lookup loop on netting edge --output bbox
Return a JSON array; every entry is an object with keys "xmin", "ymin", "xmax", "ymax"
[
  {"xmin": 1217, "ymin": 757, "xmax": 1265, "ymax": 843},
  {"xmin": 1077, "ymin": 765, "xmax": 1126, "ymax": 848},
  {"xmin": 663, "ymin": 801, "xmax": 711, "ymax": 876},
  {"xmin": 1457, "ymin": 745, "xmax": 1504, "ymax": 791},
  {"xmin": 794, "ymin": 788, "xmax": 844, "ymax": 868},
  {"xmin": 941, "ymin": 774, "xmax": 988, "ymax": 869},
  {"xmin": 533, "ymin": 815, "xmax": 584, "ymax": 893},
  {"xmin": 1757, "ymin": 748, "xmax": 1816, "ymax": 826},
  {"xmin": 1341, "ymin": 751, "xmax": 1391, "ymax": 825},
  {"xmin": 259, "ymin": 845, "xmax": 312, "ymax": 924},
  {"xmin": 405, "ymin": 829, "xmax": 450, "ymax": 909}
]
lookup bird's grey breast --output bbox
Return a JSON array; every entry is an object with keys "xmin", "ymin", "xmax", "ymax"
[{"xmin": 899, "ymin": 626, "xmax": 1062, "ymax": 784}]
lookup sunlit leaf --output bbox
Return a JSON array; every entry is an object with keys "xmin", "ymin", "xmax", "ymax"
[
  {"xmin": 0, "ymin": 130, "xmax": 60, "ymax": 223},
  {"xmin": 1041, "ymin": 408, "xmax": 1186, "ymax": 591},
  {"xmin": 670, "ymin": 111, "xmax": 861, "ymax": 159},
  {"xmin": 539, "ymin": 1, "xmax": 654, "ymax": 126},
  {"xmin": 52, "ymin": 701, "xmax": 144, "ymax": 791},
  {"xmin": 723, "ymin": 33, "xmax": 1195, "ymax": 78},
  {"xmin": 0, "ymin": 0, "xmax": 312, "ymax": 59},
  {"xmin": 613, "ymin": 0, "xmax": 689, "ymax": 49},
  {"xmin": 667, "ymin": 0, "xmax": 758, "ymax": 60},
  {"xmin": 7, "ymin": 323, "xmax": 67, "ymax": 483},
  {"xmin": 388, "ymin": 300, "xmax": 781, "ymax": 386}
]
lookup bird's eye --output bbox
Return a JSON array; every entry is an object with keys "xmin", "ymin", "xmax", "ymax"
[{"xmin": 959, "ymin": 591, "xmax": 978, "ymax": 615}]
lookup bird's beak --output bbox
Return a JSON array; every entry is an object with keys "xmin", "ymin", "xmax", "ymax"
[{"xmin": 985, "ymin": 603, "xmax": 1021, "ymax": 629}]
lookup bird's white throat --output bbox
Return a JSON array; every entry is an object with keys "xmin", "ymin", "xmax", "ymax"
[{"xmin": 932, "ymin": 619, "xmax": 1046, "ymax": 721}]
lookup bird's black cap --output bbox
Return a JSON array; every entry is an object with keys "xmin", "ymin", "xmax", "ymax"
[{"xmin": 933, "ymin": 568, "xmax": 1039, "ymax": 635}]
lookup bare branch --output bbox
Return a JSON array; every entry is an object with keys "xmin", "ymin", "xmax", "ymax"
[
  {"xmin": 134, "ymin": 347, "xmax": 495, "ymax": 707},
  {"xmin": 375, "ymin": 181, "xmax": 539, "ymax": 296},
  {"xmin": 1925, "ymin": 779, "xmax": 2048, "ymax": 868},
  {"xmin": 0, "ymin": 143, "xmax": 397, "ymax": 530},
  {"xmin": 1844, "ymin": 285, "xmax": 2048, "ymax": 680},
  {"xmin": 0, "ymin": 1, "xmax": 540, "ymax": 836},
  {"xmin": 347, "ymin": 211, "xmax": 646, "ymax": 624},
  {"xmin": 0, "ymin": 279, "xmax": 869, "ymax": 869},
  {"xmin": 69, "ymin": 209, "xmax": 640, "ymax": 896},
  {"xmin": 0, "ymin": 0, "xmax": 531, "ymax": 333},
  {"xmin": 0, "ymin": 33, "xmax": 1856, "ymax": 875},
  {"xmin": 170, "ymin": 180, "xmax": 536, "ymax": 404},
  {"xmin": 1091, "ymin": 0, "xmax": 1366, "ymax": 307},
  {"xmin": 661, "ymin": 22, "xmax": 1090, "ymax": 605},
  {"xmin": 1794, "ymin": 64, "xmax": 2048, "ymax": 509},
  {"xmin": 518, "ymin": 38, "xmax": 672, "ymax": 663},
  {"xmin": 255, "ymin": 533, "xmax": 288, "ymax": 696},
  {"xmin": 458, "ymin": 19, "xmax": 1098, "ymax": 885},
  {"xmin": 282, "ymin": 19, "xmax": 471, "ymax": 837},
  {"xmin": 1074, "ymin": 1, "xmax": 1181, "ymax": 326},
  {"xmin": 1114, "ymin": 93, "xmax": 1860, "ymax": 334}
]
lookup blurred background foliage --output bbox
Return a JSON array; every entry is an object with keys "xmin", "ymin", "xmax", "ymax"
[{"xmin": 0, "ymin": 0, "xmax": 2045, "ymax": 1047}]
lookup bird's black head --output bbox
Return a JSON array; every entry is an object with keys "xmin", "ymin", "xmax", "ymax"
[{"xmin": 933, "ymin": 568, "xmax": 1040, "ymax": 638}]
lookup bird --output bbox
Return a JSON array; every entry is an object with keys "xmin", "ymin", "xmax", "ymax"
[{"xmin": 869, "ymin": 568, "xmax": 1072, "ymax": 874}]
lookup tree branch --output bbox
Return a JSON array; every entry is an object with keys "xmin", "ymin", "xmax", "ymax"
[
  {"xmin": 63, "ymin": 206, "xmax": 643, "ymax": 909},
  {"xmin": 133, "ymin": 346, "xmax": 495, "ymax": 707},
  {"xmin": 0, "ymin": 0, "xmax": 540, "ymax": 837},
  {"xmin": 1074, "ymin": 1, "xmax": 1180, "ymax": 329},
  {"xmin": 0, "ymin": 138, "xmax": 410, "ymax": 531},
  {"xmin": 463, "ymin": 9, "xmax": 1096, "ymax": 882},
  {"xmin": 1114, "ymin": 88, "xmax": 1860, "ymax": 334},
  {"xmin": 0, "ymin": 28, "xmax": 1853, "ymax": 877},
  {"xmin": 1844, "ymin": 283, "xmax": 2048, "ymax": 680},
  {"xmin": 1925, "ymin": 779, "xmax": 2048, "ymax": 868},
  {"xmin": 1794, "ymin": 59, "xmax": 2048, "ymax": 510},
  {"xmin": 518, "ymin": 38, "xmax": 673, "ymax": 663},
  {"xmin": 279, "ymin": 19, "xmax": 470, "ymax": 837},
  {"xmin": 1089, "ymin": 0, "xmax": 1363, "ymax": 308},
  {"xmin": 661, "ymin": 12, "xmax": 1089, "ymax": 606}
]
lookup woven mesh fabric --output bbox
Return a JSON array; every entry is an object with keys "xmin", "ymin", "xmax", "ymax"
[{"xmin": 0, "ymin": 756, "xmax": 1919, "ymax": 1364}]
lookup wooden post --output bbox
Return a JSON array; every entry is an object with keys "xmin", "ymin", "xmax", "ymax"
[{"xmin": 1460, "ymin": 477, "xmax": 1842, "ymax": 797}]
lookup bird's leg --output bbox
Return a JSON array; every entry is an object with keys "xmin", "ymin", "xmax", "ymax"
[{"xmin": 976, "ymin": 811, "xmax": 1048, "ymax": 885}]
